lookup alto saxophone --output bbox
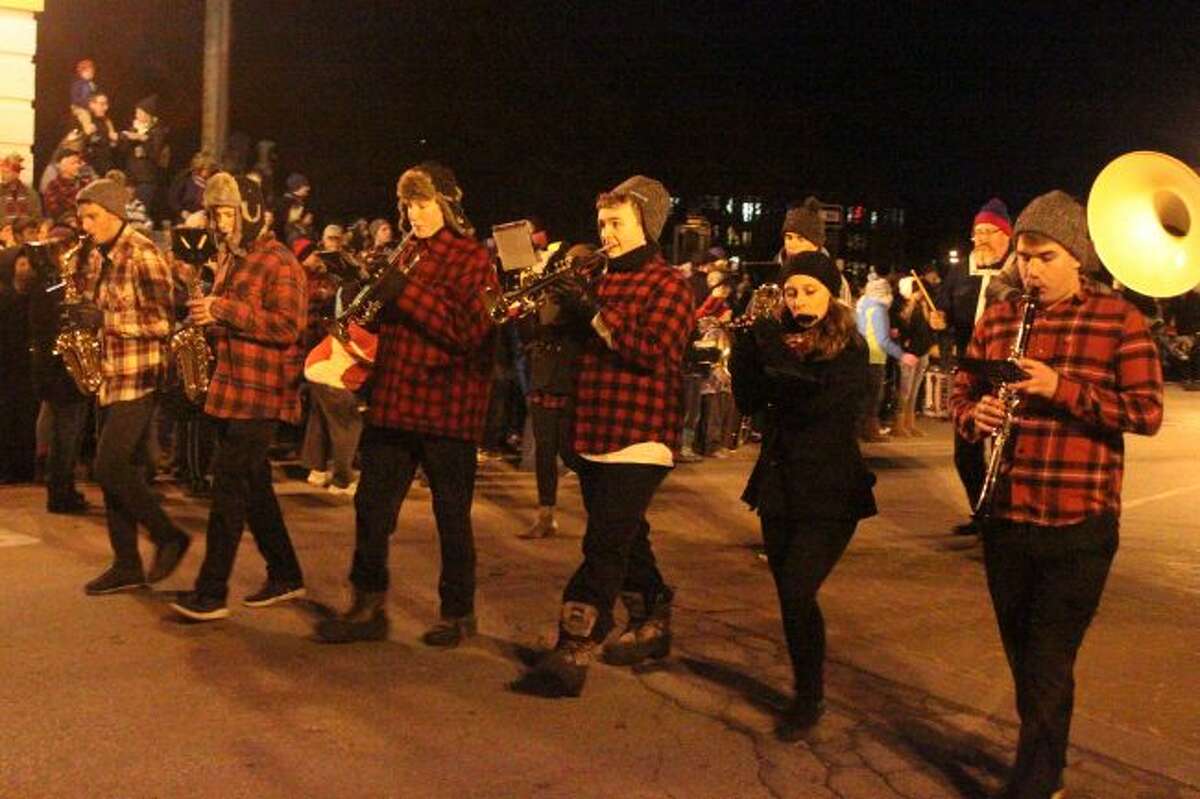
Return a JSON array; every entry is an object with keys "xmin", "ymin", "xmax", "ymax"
[
  {"xmin": 52, "ymin": 236, "xmax": 104, "ymax": 396},
  {"xmin": 169, "ymin": 261, "xmax": 215, "ymax": 404},
  {"xmin": 973, "ymin": 289, "xmax": 1039, "ymax": 517}
]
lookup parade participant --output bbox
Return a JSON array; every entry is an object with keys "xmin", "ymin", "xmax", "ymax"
[
  {"xmin": 170, "ymin": 174, "xmax": 309, "ymax": 621},
  {"xmin": 74, "ymin": 179, "xmax": 191, "ymax": 594},
  {"xmin": 315, "ymin": 162, "xmax": 498, "ymax": 647},
  {"xmin": 950, "ymin": 191, "xmax": 1162, "ymax": 799},
  {"xmin": 729, "ymin": 251, "xmax": 876, "ymax": 740},
  {"xmin": 935, "ymin": 198, "xmax": 1013, "ymax": 534},
  {"xmin": 780, "ymin": 196, "xmax": 851, "ymax": 305},
  {"xmin": 512, "ymin": 175, "xmax": 694, "ymax": 697}
]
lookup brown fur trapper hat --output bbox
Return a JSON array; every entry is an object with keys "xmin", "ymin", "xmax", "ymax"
[
  {"xmin": 398, "ymin": 161, "xmax": 472, "ymax": 236},
  {"xmin": 203, "ymin": 171, "xmax": 241, "ymax": 209}
]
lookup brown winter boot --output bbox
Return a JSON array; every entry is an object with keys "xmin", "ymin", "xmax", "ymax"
[
  {"xmin": 891, "ymin": 399, "xmax": 913, "ymax": 437},
  {"xmin": 906, "ymin": 403, "xmax": 925, "ymax": 437},
  {"xmin": 315, "ymin": 590, "xmax": 390, "ymax": 643},
  {"xmin": 510, "ymin": 601, "xmax": 600, "ymax": 698},
  {"xmin": 602, "ymin": 587, "xmax": 673, "ymax": 666},
  {"xmin": 518, "ymin": 506, "xmax": 558, "ymax": 539}
]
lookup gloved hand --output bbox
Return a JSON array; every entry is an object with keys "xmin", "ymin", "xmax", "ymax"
[
  {"xmin": 66, "ymin": 303, "xmax": 103, "ymax": 332},
  {"xmin": 901, "ymin": 352, "xmax": 919, "ymax": 368},
  {"xmin": 548, "ymin": 273, "xmax": 599, "ymax": 325}
]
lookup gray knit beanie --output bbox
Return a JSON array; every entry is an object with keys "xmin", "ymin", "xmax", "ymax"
[
  {"xmin": 610, "ymin": 175, "xmax": 671, "ymax": 242},
  {"xmin": 1013, "ymin": 190, "xmax": 1094, "ymax": 270},
  {"xmin": 76, "ymin": 179, "xmax": 127, "ymax": 220},
  {"xmin": 781, "ymin": 196, "xmax": 826, "ymax": 248}
]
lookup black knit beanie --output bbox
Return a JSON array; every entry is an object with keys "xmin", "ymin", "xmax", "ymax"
[{"xmin": 779, "ymin": 251, "xmax": 841, "ymax": 299}]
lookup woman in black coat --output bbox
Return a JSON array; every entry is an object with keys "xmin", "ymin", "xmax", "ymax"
[{"xmin": 730, "ymin": 252, "xmax": 877, "ymax": 742}]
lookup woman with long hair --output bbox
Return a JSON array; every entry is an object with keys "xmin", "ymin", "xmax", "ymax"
[{"xmin": 730, "ymin": 252, "xmax": 878, "ymax": 741}]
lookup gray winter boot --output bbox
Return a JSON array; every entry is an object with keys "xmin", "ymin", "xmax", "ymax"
[{"xmin": 602, "ymin": 586, "xmax": 673, "ymax": 666}]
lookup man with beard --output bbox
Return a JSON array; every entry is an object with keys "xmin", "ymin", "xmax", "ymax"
[
  {"xmin": 169, "ymin": 174, "xmax": 309, "ymax": 621},
  {"xmin": 74, "ymin": 179, "xmax": 192, "ymax": 595},
  {"xmin": 315, "ymin": 162, "xmax": 498, "ymax": 648},
  {"xmin": 512, "ymin": 176, "xmax": 694, "ymax": 697},
  {"xmin": 80, "ymin": 92, "xmax": 119, "ymax": 175},
  {"xmin": 42, "ymin": 148, "xmax": 89, "ymax": 223},
  {"xmin": 934, "ymin": 198, "xmax": 1013, "ymax": 536}
]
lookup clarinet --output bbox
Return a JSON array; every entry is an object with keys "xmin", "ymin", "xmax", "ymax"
[{"xmin": 973, "ymin": 288, "xmax": 1038, "ymax": 518}]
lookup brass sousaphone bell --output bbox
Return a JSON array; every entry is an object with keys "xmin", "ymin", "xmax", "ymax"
[{"xmin": 1088, "ymin": 151, "xmax": 1200, "ymax": 297}]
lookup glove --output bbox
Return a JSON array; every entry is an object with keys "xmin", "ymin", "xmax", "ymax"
[
  {"xmin": 66, "ymin": 303, "xmax": 103, "ymax": 332},
  {"xmin": 548, "ymin": 273, "xmax": 599, "ymax": 325},
  {"xmin": 901, "ymin": 352, "xmax": 919, "ymax": 368}
]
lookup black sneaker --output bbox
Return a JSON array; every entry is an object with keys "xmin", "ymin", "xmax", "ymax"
[
  {"xmin": 952, "ymin": 520, "xmax": 980, "ymax": 537},
  {"xmin": 420, "ymin": 615, "xmax": 477, "ymax": 648},
  {"xmin": 84, "ymin": 565, "xmax": 146, "ymax": 595},
  {"xmin": 169, "ymin": 591, "xmax": 229, "ymax": 621},
  {"xmin": 147, "ymin": 534, "xmax": 191, "ymax": 583},
  {"xmin": 242, "ymin": 581, "xmax": 307, "ymax": 608}
]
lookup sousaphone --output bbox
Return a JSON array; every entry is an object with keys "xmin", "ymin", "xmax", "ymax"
[{"xmin": 1088, "ymin": 151, "xmax": 1200, "ymax": 297}]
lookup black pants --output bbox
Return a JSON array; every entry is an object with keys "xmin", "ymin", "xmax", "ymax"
[
  {"xmin": 95, "ymin": 394, "xmax": 185, "ymax": 571},
  {"xmin": 350, "ymin": 426, "xmax": 477, "ymax": 619},
  {"xmin": 563, "ymin": 460, "xmax": 669, "ymax": 642},
  {"xmin": 761, "ymin": 515, "xmax": 857, "ymax": 705},
  {"xmin": 982, "ymin": 513, "xmax": 1118, "ymax": 798},
  {"xmin": 194, "ymin": 418, "xmax": 303, "ymax": 601},
  {"xmin": 529, "ymin": 401, "xmax": 572, "ymax": 507},
  {"xmin": 47, "ymin": 397, "xmax": 90, "ymax": 499},
  {"xmin": 954, "ymin": 430, "xmax": 986, "ymax": 508}
]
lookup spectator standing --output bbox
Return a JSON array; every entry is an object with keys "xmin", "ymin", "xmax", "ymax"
[{"xmin": 1, "ymin": 153, "xmax": 41, "ymax": 227}]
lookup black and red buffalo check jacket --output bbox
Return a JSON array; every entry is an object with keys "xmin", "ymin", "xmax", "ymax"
[
  {"xmin": 572, "ymin": 246, "xmax": 695, "ymax": 454},
  {"xmin": 950, "ymin": 284, "xmax": 1162, "ymax": 526},
  {"xmin": 367, "ymin": 227, "xmax": 498, "ymax": 443},
  {"xmin": 205, "ymin": 236, "xmax": 308, "ymax": 424}
]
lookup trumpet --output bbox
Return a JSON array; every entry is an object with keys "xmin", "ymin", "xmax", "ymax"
[
  {"xmin": 327, "ymin": 229, "xmax": 417, "ymax": 347},
  {"xmin": 482, "ymin": 243, "xmax": 613, "ymax": 324}
]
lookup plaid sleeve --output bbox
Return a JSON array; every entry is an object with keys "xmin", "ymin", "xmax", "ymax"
[
  {"xmin": 211, "ymin": 246, "xmax": 306, "ymax": 345},
  {"xmin": 949, "ymin": 313, "xmax": 992, "ymax": 442},
  {"xmin": 114, "ymin": 238, "xmax": 172, "ymax": 339},
  {"xmin": 392, "ymin": 243, "xmax": 497, "ymax": 353},
  {"xmin": 1051, "ymin": 303, "xmax": 1163, "ymax": 435},
  {"xmin": 596, "ymin": 269, "xmax": 694, "ymax": 372}
]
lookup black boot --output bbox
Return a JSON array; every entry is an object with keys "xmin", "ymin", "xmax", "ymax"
[
  {"xmin": 511, "ymin": 602, "xmax": 599, "ymax": 698},
  {"xmin": 602, "ymin": 586, "xmax": 673, "ymax": 666},
  {"xmin": 315, "ymin": 590, "xmax": 390, "ymax": 643},
  {"xmin": 47, "ymin": 483, "xmax": 89, "ymax": 514},
  {"xmin": 774, "ymin": 698, "xmax": 825, "ymax": 742}
]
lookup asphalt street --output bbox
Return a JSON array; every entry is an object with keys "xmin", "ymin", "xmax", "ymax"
[{"xmin": 1, "ymin": 387, "xmax": 1198, "ymax": 799}]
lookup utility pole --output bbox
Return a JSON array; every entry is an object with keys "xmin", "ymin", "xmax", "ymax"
[{"xmin": 202, "ymin": 0, "xmax": 231, "ymax": 159}]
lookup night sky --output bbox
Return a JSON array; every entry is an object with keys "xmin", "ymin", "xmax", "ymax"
[{"xmin": 33, "ymin": 0, "xmax": 1200, "ymax": 260}]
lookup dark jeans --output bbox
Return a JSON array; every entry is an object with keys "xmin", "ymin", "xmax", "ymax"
[
  {"xmin": 301, "ymin": 383, "xmax": 363, "ymax": 487},
  {"xmin": 47, "ymin": 397, "xmax": 90, "ymax": 497},
  {"xmin": 194, "ymin": 418, "xmax": 303, "ymax": 601},
  {"xmin": 563, "ymin": 460, "xmax": 669, "ymax": 642},
  {"xmin": 530, "ymin": 401, "xmax": 572, "ymax": 507},
  {"xmin": 95, "ymin": 394, "xmax": 186, "ymax": 571},
  {"xmin": 982, "ymin": 513, "xmax": 1119, "ymax": 799},
  {"xmin": 350, "ymin": 426, "xmax": 477, "ymax": 619},
  {"xmin": 954, "ymin": 429, "xmax": 986, "ymax": 509},
  {"xmin": 761, "ymin": 515, "xmax": 857, "ymax": 704},
  {"xmin": 857, "ymin": 363, "xmax": 886, "ymax": 436}
]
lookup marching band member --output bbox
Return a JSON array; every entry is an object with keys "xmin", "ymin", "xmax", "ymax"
[
  {"xmin": 316, "ymin": 162, "xmax": 498, "ymax": 647},
  {"xmin": 950, "ymin": 192, "xmax": 1162, "ymax": 799},
  {"xmin": 170, "ymin": 174, "xmax": 309, "ymax": 620},
  {"xmin": 75, "ymin": 179, "xmax": 192, "ymax": 595},
  {"xmin": 513, "ymin": 176, "xmax": 694, "ymax": 697},
  {"xmin": 729, "ymin": 252, "xmax": 877, "ymax": 740}
]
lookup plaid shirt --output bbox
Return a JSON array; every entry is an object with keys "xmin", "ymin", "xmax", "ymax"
[
  {"xmin": 205, "ymin": 237, "xmax": 308, "ymax": 423},
  {"xmin": 43, "ymin": 175, "xmax": 85, "ymax": 221},
  {"xmin": 367, "ymin": 228, "xmax": 498, "ymax": 443},
  {"xmin": 76, "ymin": 225, "xmax": 174, "ymax": 407},
  {"xmin": 573, "ymin": 248, "xmax": 695, "ymax": 454},
  {"xmin": 950, "ymin": 285, "xmax": 1163, "ymax": 526}
]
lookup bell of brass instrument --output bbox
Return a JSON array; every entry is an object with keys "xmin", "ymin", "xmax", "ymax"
[
  {"xmin": 732, "ymin": 282, "xmax": 783, "ymax": 329},
  {"xmin": 973, "ymin": 289, "xmax": 1038, "ymax": 518},
  {"xmin": 482, "ymin": 243, "xmax": 612, "ymax": 324},
  {"xmin": 168, "ymin": 227, "xmax": 217, "ymax": 404},
  {"xmin": 50, "ymin": 235, "xmax": 104, "ymax": 396}
]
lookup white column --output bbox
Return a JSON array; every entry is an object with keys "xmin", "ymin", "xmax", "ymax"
[{"xmin": 0, "ymin": 1, "xmax": 40, "ymax": 184}]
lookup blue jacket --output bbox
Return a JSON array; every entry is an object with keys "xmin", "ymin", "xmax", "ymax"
[{"xmin": 856, "ymin": 296, "xmax": 903, "ymax": 364}]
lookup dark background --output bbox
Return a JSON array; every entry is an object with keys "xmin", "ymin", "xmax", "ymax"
[{"xmin": 33, "ymin": 0, "xmax": 1200, "ymax": 260}]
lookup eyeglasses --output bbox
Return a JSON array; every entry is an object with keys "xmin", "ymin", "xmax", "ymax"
[{"xmin": 973, "ymin": 226, "xmax": 1002, "ymax": 237}]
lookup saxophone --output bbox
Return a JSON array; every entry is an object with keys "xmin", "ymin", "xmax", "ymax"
[
  {"xmin": 973, "ymin": 289, "xmax": 1039, "ymax": 517},
  {"xmin": 169, "ymin": 261, "xmax": 215, "ymax": 404},
  {"xmin": 52, "ymin": 236, "xmax": 104, "ymax": 396}
]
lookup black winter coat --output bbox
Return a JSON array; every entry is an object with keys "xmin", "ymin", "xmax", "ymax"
[{"xmin": 730, "ymin": 319, "xmax": 877, "ymax": 521}]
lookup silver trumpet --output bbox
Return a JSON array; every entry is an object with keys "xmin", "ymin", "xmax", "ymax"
[{"xmin": 973, "ymin": 288, "xmax": 1038, "ymax": 518}]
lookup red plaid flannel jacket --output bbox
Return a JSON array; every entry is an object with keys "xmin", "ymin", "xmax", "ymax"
[
  {"xmin": 77, "ymin": 225, "xmax": 173, "ymax": 407},
  {"xmin": 950, "ymin": 285, "xmax": 1163, "ymax": 526},
  {"xmin": 204, "ymin": 237, "xmax": 308, "ymax": 423},
  {"xmin": 573, "ymin": 248, "xmax": 695, "ymax": 454},
  {"xmin": 367, "ymin": 228, "xmax": 498, "ymax": 443}
]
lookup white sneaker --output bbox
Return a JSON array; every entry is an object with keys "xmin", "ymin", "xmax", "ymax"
[
  {"xmin": 307, "ymin": 470, "xmax": 331, "ymax": 487},
  {"xmin": 328, "ymin": 480, "xmax": 358, "ymax": 497}
]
